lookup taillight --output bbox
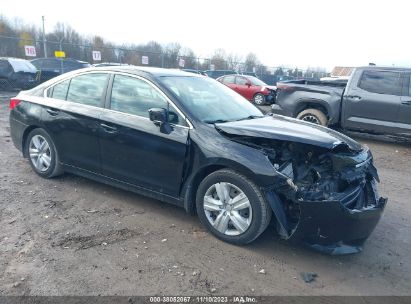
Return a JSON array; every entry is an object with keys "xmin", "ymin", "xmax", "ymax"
[{"xmin": 9, "ymin": 98, "xmax": 21, "ymax": 110}]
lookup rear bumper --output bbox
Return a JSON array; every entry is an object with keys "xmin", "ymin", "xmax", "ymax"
[{"xmin": 9, "ymin": 116, "xmax": 27, "ymax": 153}]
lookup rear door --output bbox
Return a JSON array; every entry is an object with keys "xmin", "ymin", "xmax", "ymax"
[
  {"xmin": 343, "ymin": 69, "xmax": 402, "ymax": 133},
  {"xmin": 43, "ymin": 72, "xmax": 109, "ymax": 173},
  {"xmin": 99, "ymin": 73, "xmax": 189, "ymax": 197},
  {"xmin": 221, "ymin": 75, "xmax": 236, "ymax": 90}
]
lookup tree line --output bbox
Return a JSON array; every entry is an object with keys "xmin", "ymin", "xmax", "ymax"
[{"xmin": 0, "ymin": 15, "xmax": 328, "ymax": 78}]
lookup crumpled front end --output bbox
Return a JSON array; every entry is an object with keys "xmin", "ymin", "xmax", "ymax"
[
  {"xmin": 229, "ymin": 135, "xmax": 387, "ymax": 255},
  {"xmin": 264, "ymin": 141, "xmax": 387, "ymax": 254}
]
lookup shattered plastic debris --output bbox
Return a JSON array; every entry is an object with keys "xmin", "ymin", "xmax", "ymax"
[{"xmin": 300, "ymin": 272, "xmax": 318, "ymax": 283}]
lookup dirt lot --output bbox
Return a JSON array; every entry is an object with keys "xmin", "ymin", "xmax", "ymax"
[{"xmin": 0, "ymin": 91, "xmax": 410, "ymax": 296}]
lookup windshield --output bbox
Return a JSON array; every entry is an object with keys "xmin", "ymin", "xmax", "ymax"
[
  {"xmin": 247, "ymin": 76, "xmax": 267, "ymax": 86},
  {"xmin": 160, "ymin": 76, "xmax": 263, "ymax": 123}
]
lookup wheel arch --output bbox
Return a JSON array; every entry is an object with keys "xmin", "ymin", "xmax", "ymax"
[
  {"xmin": 293, "ymin": 99, "xmax": 330, "ymax": 119},
  {"xmin": 182, "ymin": 160, "xmax": 263, "ymax": 215},
  {"xmin": 21, "ymin": 125, "xmax": 41, "ymax": 158}
]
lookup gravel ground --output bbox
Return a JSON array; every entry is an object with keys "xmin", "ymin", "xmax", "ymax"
[{"xmin": 0, "ymin": 92, "xmax": 410, "ymax": 296}]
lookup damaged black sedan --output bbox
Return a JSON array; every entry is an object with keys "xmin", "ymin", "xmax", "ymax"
[{"xmin": 9, "ymin": 67, "xmax": 387, "ymax": 254}]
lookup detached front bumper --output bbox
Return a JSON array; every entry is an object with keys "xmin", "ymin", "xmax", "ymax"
[
  {"xmin": 290, "ymin": 195, "xmax": 387, "ymax": 255},
  {"xmin": 265, "ymin": 181, "xmax": 387, "ymax": 255}
]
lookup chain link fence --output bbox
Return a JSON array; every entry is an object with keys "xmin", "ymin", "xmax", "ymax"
[{"xmin": 0, "ymin": 35, "xmax": 329, "ymax": 90}]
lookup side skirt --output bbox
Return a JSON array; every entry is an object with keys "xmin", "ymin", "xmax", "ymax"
[{"xmin": 62, "ymin": 164, "xmax": 185, "ymax": 208}]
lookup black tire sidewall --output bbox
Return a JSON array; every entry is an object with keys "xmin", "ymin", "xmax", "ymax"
[
  {"xmin": 25, "ymin": 128, "xmax": 58, "ymax": 178},
  {"xmin": 196, "ymin": 170, "xmax": 268, "ymax": 245}
]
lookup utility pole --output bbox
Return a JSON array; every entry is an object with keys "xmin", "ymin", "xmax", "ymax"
[{"xmin": 42, "ymin": 16, "xmax": 47, "ymax": 58}]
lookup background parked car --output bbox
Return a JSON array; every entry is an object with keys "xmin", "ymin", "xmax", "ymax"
[
  {"xmin": 272, "ymin": 66, "xmax": 411, "ymax": 136},
  {"xmin": 217, "ymin": 74, "xmax": 276, "ymax": 105},
  {"xmin": 203, "ymin": 70, "xmax": 237, "ymax": 79},
  {"xmin": 30, "ymin": 58, "xmax": 91, "ymax": 82},
  {"xmin": 0, "ymin": 57, "xmax": 38, "ymax": 90}
]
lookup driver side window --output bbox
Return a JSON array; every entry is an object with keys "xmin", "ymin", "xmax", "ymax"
[{"xmin": 110, "ymin": 75, "xmax": 184, "ymax": 125}]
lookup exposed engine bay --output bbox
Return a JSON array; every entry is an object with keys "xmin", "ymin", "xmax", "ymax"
[{"xmin": 230, "ymin": 136, "xmax": 381, "ymax": 239}]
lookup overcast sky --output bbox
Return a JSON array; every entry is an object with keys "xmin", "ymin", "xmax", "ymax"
[{"xmin": 3, "ymin": 0, "xmax": 411, "ymax": 70}]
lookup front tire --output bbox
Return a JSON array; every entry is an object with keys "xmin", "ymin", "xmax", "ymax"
[
  {"xmin": 196, "ymin": 169, "xmax": 271, "ymax": 245},
  {"xmin": 25, "ymin": 128, "xmax": 63, "ymax": 178},
  {"xmin": 253, "ymin": 93, "xmax": 266, "ymax": 105},
  {"xmin": 296, "ymin": 108, "xmax": 328, "ymax": 126}
]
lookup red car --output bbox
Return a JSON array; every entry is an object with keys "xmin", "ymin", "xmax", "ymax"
[{"xmin": 217, "ymin": 74, "xmax": 276, "ymax": 105}]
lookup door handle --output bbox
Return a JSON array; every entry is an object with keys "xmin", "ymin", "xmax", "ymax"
[
  {"xmin": 100, "ymin": 123, "xmax": 118, "ymax": 133},
  {"xmin": 46, "ymin": 108, "xmax": 60, "ymax": 116},
  {"xmin": 401, "ymin": 101, "xmax": 411, "ymax": 105}
]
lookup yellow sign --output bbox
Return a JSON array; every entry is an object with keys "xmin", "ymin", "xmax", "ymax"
[{"xmin": 54, "ymin": 51, "xmax": 66, "ymax": 58}]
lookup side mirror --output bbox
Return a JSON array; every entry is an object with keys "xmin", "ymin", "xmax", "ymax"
[
  {"xmin": 246, "ymin": 81, "xmax": 252, "ymax": 87},
  {"xmin": 148, "ymin": 108, "xmax": 167, "ymax": 125}
]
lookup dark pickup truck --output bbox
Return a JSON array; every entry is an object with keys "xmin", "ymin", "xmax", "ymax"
[{"xmin": 271, "ymin": 66, "xmax": 411, "ymax": 136}]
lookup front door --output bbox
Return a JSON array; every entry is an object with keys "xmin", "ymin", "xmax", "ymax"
[
  {"xmin": 235, "ymin": 76, "xmax": 252, "ymax": 100},
  {"xmin": 99, "ymin": 74, "xmax": 189, "ymax": 197},
  {"xmin": 343, "ymin": 69, "xmax": 402, "ymax": 133}
]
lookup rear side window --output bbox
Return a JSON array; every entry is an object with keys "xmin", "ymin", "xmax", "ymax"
[
  {"xmin": 51, "ymin": 79, "xmax": 70, "ymax": 100},
  {"xmin": 66, "ymin": 73, "xmax": 108, "ymax": 107},
  {"xmin": 358, "ymin": 70, "xmax": 401, "ymax": 95},
  {"xmin": 222, "ymin": 75, "xmax": 235, "ymax": 84}
]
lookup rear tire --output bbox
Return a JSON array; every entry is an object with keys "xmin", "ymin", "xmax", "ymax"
[
  {"xmin": 25, "ymin": 128, "xmax": 63, "ymax": 178},
  {"xmin": 196, "ymin": 169, "xmax": 271, "ymax": 245},
  {"xmin": 297, "ymin": 108, "xmax": 328, "ymax": 126}
]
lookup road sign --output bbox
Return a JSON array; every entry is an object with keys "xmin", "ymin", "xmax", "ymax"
[
  {"xmin": 142, "ymin": 56, "xmax": 149, "ymax": 65},
  {"xmin": 92, "ymin": 51, "xmax": 101, "ymax": 61},
  {"xmin": 210, "ymin": 64, "xmax": 215, "ymax": 71},
  {"xmin": 55, "ymin": 51, "xmax": 66, "ymax": 58},
  {"xmin": 24, "ymin": 45, "xmax": 36, "ymax": 57},
  {"xmin": 178, "ymin": 58, "xmax": 185, "ymax": 68}
]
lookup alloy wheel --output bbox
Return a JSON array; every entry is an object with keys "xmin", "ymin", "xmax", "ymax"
[
  {"xmin": 203, "ymin": 182, "xmax": 252, "ymax": 236},
  {"xmin": 29, "ymin": 135, "xmax": 52, "ymax": 172},
  {"xmin": 301, "ymin": 114, "xmax": 320, "ymax": 124},
  {"xmin": 254, "ymin": 94, "xmax": 265, "ymax": 105}
]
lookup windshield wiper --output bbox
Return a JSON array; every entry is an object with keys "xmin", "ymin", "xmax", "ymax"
[
  {"xmin": 234, "ymin": 115, "xmax": 264, "ymax": 121},
  {"xmin": 204, "ymin": 119, "xmax": 231, "ymax": 124}
]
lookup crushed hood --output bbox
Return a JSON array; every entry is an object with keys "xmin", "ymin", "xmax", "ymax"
[{"xmin": 215, "ymin": 115, "xmax": 362, "ymax": 151}]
